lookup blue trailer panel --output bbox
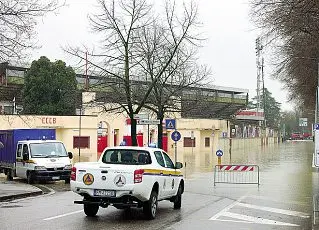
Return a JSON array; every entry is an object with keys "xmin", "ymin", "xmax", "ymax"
[
  {"xmin": 0, "ymin": 129, "xmax": 56, "ymax": 165},
  {"xmin": 0, "ymin": 131, "xmax": 14, "ymax": 165}
]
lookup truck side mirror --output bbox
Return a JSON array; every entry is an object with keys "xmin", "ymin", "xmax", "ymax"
[
  {"xmin": 0, "ymin": 141, "xmax": 3, "ymax": 149},
  {"xmin": 23, "ymin": 153, "xmax": 29, "ymax": 161},
  {"xmin": 68, "ymin": 152, "xmax": 73, "ymax": 159},
  {"xmin": 175, "ymin": 162, "xmax": 183, "ymax": 169}
]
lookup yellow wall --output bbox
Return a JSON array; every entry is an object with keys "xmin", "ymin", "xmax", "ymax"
[
  {"xmin": 165, "ymin": 119, "xmax": 228, "ymax": 166},
  {"xmin": 0, "ymin": 114, "xmax": 98, "ymax": 163}
]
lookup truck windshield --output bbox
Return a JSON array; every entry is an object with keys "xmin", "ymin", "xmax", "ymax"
[
  {"xmin": 102, "ymin": 149, "xmax": 151, "ymax": 165},
  {"xmin": 30, "ymin": 142, "xmax": 68, "ymax": 158}
]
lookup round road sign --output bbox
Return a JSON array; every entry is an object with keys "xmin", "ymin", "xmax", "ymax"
[
  {"xmin": 216, "ymin": 149, "xmax": 223, "ymax": 157},
  {"xmin": 171, "ymin": 131, "xmax": 181, "ymax": 142}
]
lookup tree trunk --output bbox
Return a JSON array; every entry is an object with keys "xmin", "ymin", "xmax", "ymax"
[
  {"xmin": 131, "ymin": 118, "xmax": 138, "ymax": 146},
  {"xmin": 157, "ymin": 115, "xmax": 164, "ymax": 149}
]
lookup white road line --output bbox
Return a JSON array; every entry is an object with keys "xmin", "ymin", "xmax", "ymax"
[
  {"xmin": 209, "ymin": 195, "xmax": 247, "ymax": 220},
  {"xmin": 237, "ymin": 202, "xmax": 310, "ymax": 218},
  {"xmin": 247, "ymin": 195, "xmax": 307, "ymax": 206},
  {"xmin": 43, "ymin": 210, "xmax": 83, "ymax": 221},
  {"xmin": 221, "ymin": 211, "xmax": 299, "ymax": 227}
]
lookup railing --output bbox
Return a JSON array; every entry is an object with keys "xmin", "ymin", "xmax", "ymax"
[{"xmin": 213, "ymin": 164, "xmax": 260, "ymax": 186}]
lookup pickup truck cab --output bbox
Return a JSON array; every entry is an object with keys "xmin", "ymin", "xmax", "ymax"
[{"xmin": 71, "ymin": 146, "xmax": 184, "ymax": 219}]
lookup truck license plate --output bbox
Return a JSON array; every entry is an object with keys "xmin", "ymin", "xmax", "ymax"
[
  {"xmin": 52, "ymin": 176, "xmax": 60, "ymax": 180},
  {"xmin": 94, "ymin": 189, "xmax": 116, "ymax": 197}
]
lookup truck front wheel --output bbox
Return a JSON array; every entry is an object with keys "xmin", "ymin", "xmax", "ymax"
[
  {"xmin": 173, "ymin": 184, "xmax": 182, "ymax": 209},
  {"xmin": 84, "ymin": 204, "xmax": 99, "ymax": 217},
  {"xmin": 6, "ymin": 169, "xmax": 13, "ymax": 181},
  {"xmin": 27, "ymin": 172, "xmax": 34, "ymax": 184}
]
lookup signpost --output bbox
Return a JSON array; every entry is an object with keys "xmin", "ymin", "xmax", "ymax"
[
  {"xmin": 133, "ymin": 114, "xmax": 149, "ymax": 120},
  {"xmin": 171, "ymin": 130, "xmax": 181, "ymax": 167},
  {"xmin": 314, "ymin": 124, "xmax": 319, "ymax": 167},
  {"xmin": 136, "ymin": 119, "xmax": 160, "ymax": 125},
  {"xmin": 134, "ymin": 114, "xmax": 159, "ymax": 145},
  {"xmin": 216, "ymin": 149, "xmax": 223, "ymax": 165},
  {"xmin": 191, "ymin": 131, "xmax": 194, "ymax": 155}
]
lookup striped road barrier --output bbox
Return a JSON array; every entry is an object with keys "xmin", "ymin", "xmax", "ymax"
[{"xmin": 213, "ymin": 164, "xmax": 260, "ymax": 186}]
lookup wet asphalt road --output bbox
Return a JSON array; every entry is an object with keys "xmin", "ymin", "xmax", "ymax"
[{"xmin": 0, "ymin": 141, "xmax": 318, "ymax": 230}]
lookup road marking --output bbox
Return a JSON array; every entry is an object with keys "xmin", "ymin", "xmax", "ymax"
[
  {"xmin": 248, "ymin": 195, "xmax": 307, "ymax": 206},
  {"xmin": 237, "ymin": 202, "xmax": 310, "ymax": 218},
  {"xmin": 209, "ymin": 196, "xmax": 308, "ymax": 226},
  {"xmin": 220, "ymin": 212, "xmax": 299, "ymax": 226},
  {"xmin": 43, "ymin": 210, "xmax": 83, "ymax": 221},
  {"xmin": 210, "ymin": 195, "xmax": 247, "ymax": 220}
]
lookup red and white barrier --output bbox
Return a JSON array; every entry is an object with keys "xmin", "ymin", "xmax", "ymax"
[{"xmin": 219, "ymin": 165, "xmax": 254, "ymax": 171}]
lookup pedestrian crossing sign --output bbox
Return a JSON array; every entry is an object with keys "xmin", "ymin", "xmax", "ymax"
[{"xmin": 165, "ymin": 119, "xmax": 176, "ymax": 130}]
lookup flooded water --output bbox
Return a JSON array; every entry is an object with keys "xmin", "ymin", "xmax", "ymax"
[
  {"xmin": 180, "ymin": 140, "xmax": 319, "ymax": 228},
  {"xmin": 182, "ymin": 140, "xmax": 319, "ymax": 212}
]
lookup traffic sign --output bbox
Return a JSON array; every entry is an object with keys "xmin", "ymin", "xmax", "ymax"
[
  {"xmin": 299, "ymin": 118, "xmax": 307, "ymax": 127},
  {"xmin": 216, "ymin": 149, "xmax": 223, "ymax": 157},
  {"xmin": 171, "ymin": 130, "xmax": 181, "ymax": 142},
  {"xmin": 133, "ymin": 114, "xmax": 149, "ymax": 120},
  {"xmin": 165, "ymin": 119, "xmax": 176, "ymax": 129},
  {"xmin": 315, "ymin": 124, "xmax": 319, "ymax": 130},
  {"xmin": 137, "ymin": 119, "xmax": 160, "ymax": 125}
]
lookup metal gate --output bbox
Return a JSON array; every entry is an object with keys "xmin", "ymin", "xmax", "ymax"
[{"xmin": 213, "ymin": 165, "xmax": 260, "ymax": 186}]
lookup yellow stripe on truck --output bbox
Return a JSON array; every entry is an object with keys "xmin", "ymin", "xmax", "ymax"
[{"xmin": 144, "ymin": 169, "xmax": 182, "ymax": 176}]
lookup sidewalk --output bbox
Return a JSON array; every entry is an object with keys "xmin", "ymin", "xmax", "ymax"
[{"xmin": 0, "ymin": 173, "xmax": 42, "ymax": 201}]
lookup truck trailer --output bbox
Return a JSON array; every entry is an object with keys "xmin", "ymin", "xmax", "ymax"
[{"xmin": 0, "ymin": 129, "xmax": 73, "ymax": 184}]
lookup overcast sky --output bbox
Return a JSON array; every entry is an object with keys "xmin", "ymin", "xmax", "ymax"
[{"xmin": 31, "ymin": 0, "xmax": 293, "ymax": 111}]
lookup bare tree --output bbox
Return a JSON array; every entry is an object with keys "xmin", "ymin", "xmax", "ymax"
[
  {"xmin": 250, "ymin": 0, "xmax": 319, "ymax": 112},
  {"xmin": 135, "ymin": 20, "xmax": 210, "ymax": 148},
  {"xmin": 0, "ymin": 0, "xmax": 63, "ymax": 62},
  {"xmin": 66, "ymin": 0, "xmax": 203, "ymax": 146}
]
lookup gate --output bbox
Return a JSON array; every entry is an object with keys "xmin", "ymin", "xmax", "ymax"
[{"xmin": 213, "ymin": 165, "xmax": 260, "ymax": 186}]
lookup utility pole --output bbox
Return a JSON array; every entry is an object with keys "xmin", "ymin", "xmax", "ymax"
[
  {"xmin": 256, "ymin": 37, "xmax": 266, "ymax": 142},
  {"xmin": 316, "ymin": 62, "xmax": 319, "ymax": 124},
  {"xmin": 255, "ymin": 38, "xmax": 264, "ymax": 114}
]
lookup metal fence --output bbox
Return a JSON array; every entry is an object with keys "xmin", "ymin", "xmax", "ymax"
[{"xmin": 213, "ymin": 165, "xmax": 260, "ymax": 186}]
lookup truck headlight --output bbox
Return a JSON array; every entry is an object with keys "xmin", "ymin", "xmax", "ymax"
[
  {"xmin": 34, "ymin": 166, "xmax": 47, "ymax": 170},
  {"xmin": 64, "ymin": 164, "xmax": 72, "ymax": 170}
]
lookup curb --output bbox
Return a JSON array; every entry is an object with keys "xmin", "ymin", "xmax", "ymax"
[{"xmin": 0, "ymin": 190, "xmax": 43, "ymax": 202}]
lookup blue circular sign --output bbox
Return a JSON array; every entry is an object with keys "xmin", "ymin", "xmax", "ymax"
[
  {"xmin": 216, "ymin": 149, "xmax": 223, "ymax": 157},
  {"xmin": 171, "ymin": 131, "xmax": 181, "ymax": 142}
]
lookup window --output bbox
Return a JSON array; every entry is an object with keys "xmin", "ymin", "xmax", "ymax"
[
  {"xmin": 162, "ymin": 152, "xmax": 174, "ymax": 169},
  {"xmin": 154, "ymin": 151, "xmax": 165, "ymax": 167},
  {"xmin": 30, "ymin": 142, "xmax": 68, "ymax": 158},
  {"xmin": 3, "ymin": 106, "xmax": 13, "ymax": 115},
  {"xmin": 22, "ymin": 144, "xmax": 29, "ymax": 155},
  {"xmin": 17, "ymin": 144, "xmax": 22, "ymax": 157},
  {"xmin": 183, "ymin": 137, "xmax": 196, "ymax": 147},
  {"xmin": 73, "ymin": 136, "xmax": 90, "ymax": 148},
  {"xmin": 205, "ymin": 137, "xmax": 210, "ymax": 147},
  {"xmin": 101, "ymin": 149, "xmax": 151, "ymax": 165}
]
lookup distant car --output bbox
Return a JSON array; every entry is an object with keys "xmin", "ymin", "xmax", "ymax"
[
  {"xmin": 70, "ymin": 146, "xmax": 184, "ymax": 219},
  {"xmin": 291, "ymin": 132, "xmax": 303, "ymax": 140}
]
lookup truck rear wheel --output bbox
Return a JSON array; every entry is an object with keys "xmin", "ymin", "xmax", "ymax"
[
  {"xmin": 84, "ymin": 204, "xmax": 99, "ymax": 217},
  {"xmin": 143, "ymin": 190, "xmax": 158, "ymax": 220}
]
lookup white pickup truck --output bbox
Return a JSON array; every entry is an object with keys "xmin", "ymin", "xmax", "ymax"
[{"xmin": 71, "ymin": 146, "xmax": 184, "ymax": 219}]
